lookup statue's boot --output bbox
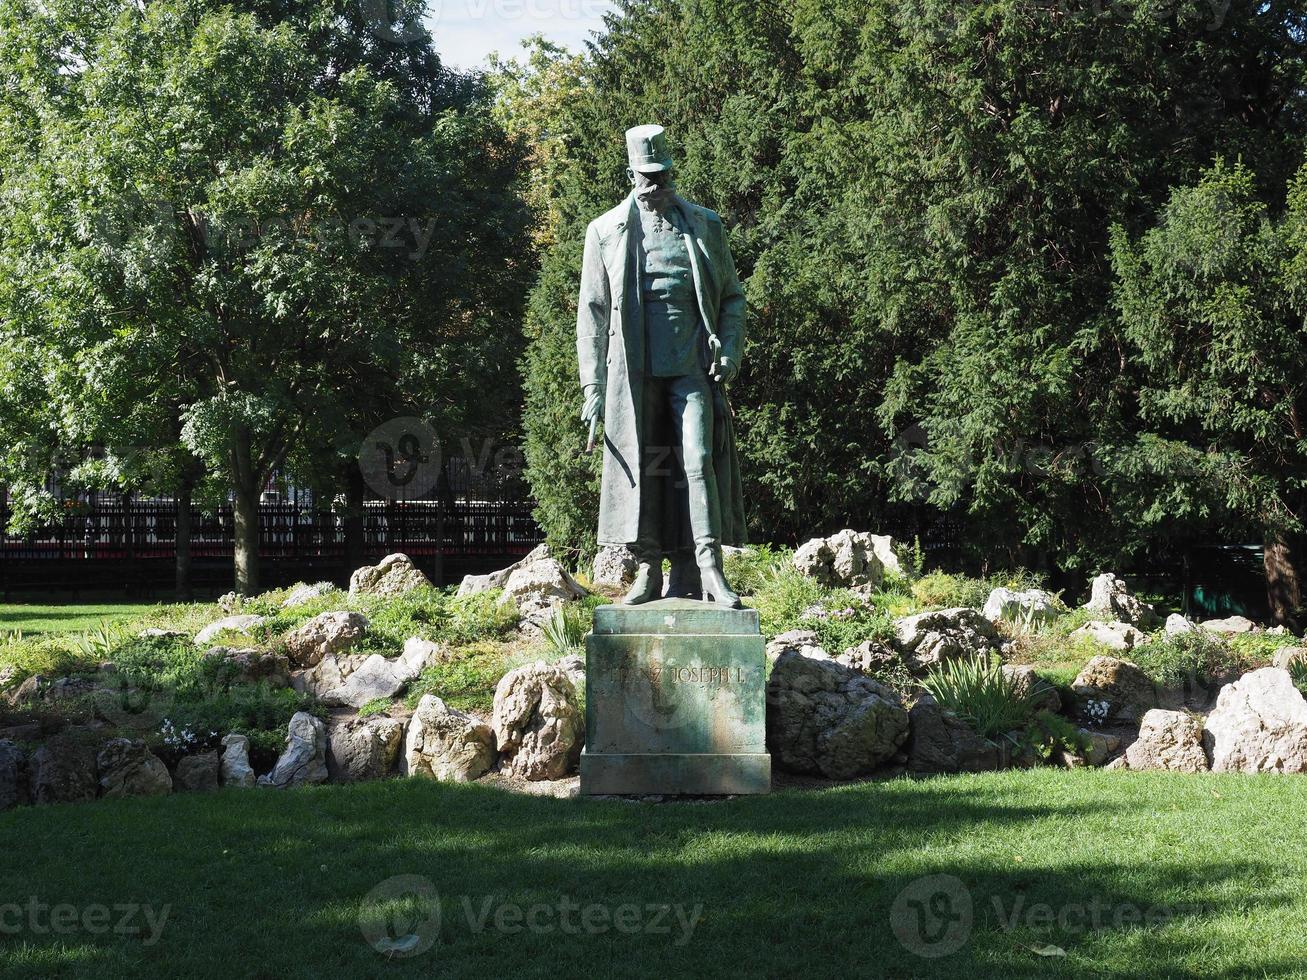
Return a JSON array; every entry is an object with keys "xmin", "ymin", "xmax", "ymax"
[
  {"xmin": 664, "ymin": 553, "xmax": 702, "ymax": 599},
  {"xmin": 698, "ymin": 552, "xmax": 742, "ymax": 609},
  {"xmin": 623, "ymin": 562, "xmax": 664, "ymax": 605}
]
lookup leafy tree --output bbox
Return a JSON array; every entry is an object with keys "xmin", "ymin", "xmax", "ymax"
[
  {"xmin": 1112, "ymin": 159, "xmax": 1307, "ymax": 622},
  {"xmin": 0, "ymin": 0, "xmax": 530, "ymax": 594}
]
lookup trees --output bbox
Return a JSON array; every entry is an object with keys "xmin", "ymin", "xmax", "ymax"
[
  {"xmin": 0, "ymin": 0, "xmax": 530, "ymax": 594},
  {"xmin": 517, "ymin": 0, "xmax": 1307, "ymax": 583},
  {"xmin": 1112, "ymin": 160, "xmax": 1307, "ymax": 623}
]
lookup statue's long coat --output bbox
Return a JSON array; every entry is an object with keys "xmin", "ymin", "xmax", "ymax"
[{"xmin": 577, "ymin": 193, "xmax": 748, "ymax": 549}]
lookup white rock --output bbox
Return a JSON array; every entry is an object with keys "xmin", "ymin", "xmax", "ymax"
[
  {"xmin": 1201, "ymin": 615, "xmax": 1259, "ymax": 635},
  {"xmin": 1083, "ymin": 573, "xmax": 1159, "ymax": 629},
  {"xmin": 492, "ymin": 662, "xmax": 584, "ymax": 781},
  {"xmin": 349, "ymin": 553, "xmax": 432, "ymax": 598},
  {"xmin": 328, "ymin": 717, "xmax": 405, "ymax": 783},
  {"xmin": 1164, "ymin": 614, "xmax": 1199, "ymax": 636},
  {"xmin": 1124, "ymin": 709, "xmax": 1208, "ymax": 773},
  {"xmin": 457, "ymin": 544, "xmax": 550, "ymax": 596},
  {"xmin": 405, "ymin": 695, "xmax": 496, "ymax": 782},
  {"xmin": 1203, "ymin": 668, "xmax": 1307, "ymax": 773},
  {"xmin": 283, "ymin": 611, "xmax": 369, "ymax": 668},
  {"xmin": 258, "ymin": 712, "xmax": 328, "ymax": 788},
  {"xmin": 1072, "ymin": 620, "xmax": 1147, "ymax": 652},
  {"xmin": 982, "ymin": 588, "xmax": 1062, "ymax": 627},
  {"xmin": 320, "ymin": 640, "xmax": 438, "ymax": 710},
  {"xmin": 281, "ymin": 582, "xmax": 335, "ymax": 608},
  {"xmin": 792, "ymin": 530, "xmax": 885, "ymax": 590},
  {"xmin": 194, "ymin": 614, "xmax": 267, "ymax": 647},
  {"xmin": 497, "ymin": 559, "xmax": 587, "ymax": 610},
  {"xmin": 220, "ymin": 733, "xmax": 256, "ymax": 788},
  {"xmin": 592, "ymin": 545, "xmax": 640, "ymax": 589},
  {"xmin": 96, "ymin": 739, "xmax": 172, "ymax": 798},
  {"xmin": 894, "ymin": 608, "xmax": 1001, "ymax": 671}
]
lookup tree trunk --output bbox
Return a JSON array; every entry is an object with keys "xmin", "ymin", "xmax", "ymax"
[
  {"xmin": 1265, "ymin": 531, "xmax": 1301, "ymax": 627},
  {"xmin": 175, "ymin": 481, "xmax": 193, "ymax": 602},
  {"xmin": 343, "ymin": 463, "xmax": 366, "ymax": 579},
  {"xmin": 232, "ymin": 483, "xmax": 260, "ymax": 596}
]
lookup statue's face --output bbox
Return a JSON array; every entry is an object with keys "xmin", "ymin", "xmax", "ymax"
[{"xmin": 631, "ymin": 167, "xmax": 675, "ymax": 210}]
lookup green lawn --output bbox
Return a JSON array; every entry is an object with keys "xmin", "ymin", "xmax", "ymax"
[
  {"xmin": 0, "ymin": 602, "xmax": 159, "ymax": 638},
  {"xmin": 2, "ymin": 770, "xmax": 1305, "ymax": 978}
]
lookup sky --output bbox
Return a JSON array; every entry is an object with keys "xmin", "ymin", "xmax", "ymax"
[{"xmin": 422, "ymin": 0, "xmax": 618, "ymax": 70}]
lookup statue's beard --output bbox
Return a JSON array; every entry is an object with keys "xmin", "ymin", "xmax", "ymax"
[{"xmin": 634, "ymin": 175, "xmax": 675, "ymax": 211}]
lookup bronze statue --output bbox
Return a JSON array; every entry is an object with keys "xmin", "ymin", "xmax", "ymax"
[{"xmin": 577, "ymin": 125, "xmax": 747, "ymax": 608}]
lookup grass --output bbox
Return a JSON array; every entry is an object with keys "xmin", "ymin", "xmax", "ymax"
[
  {"xmin": 0, "ymin": 602, "xmax": 159, "ymax": 638},
  {"xmin": 1, "ymin": 770, "xmax": 1306, "ymax": 977}
]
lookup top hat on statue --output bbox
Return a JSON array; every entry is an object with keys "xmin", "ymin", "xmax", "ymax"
[{"xmin": 626, "ymin": 124, "xmax": 674, "ymax": 174}]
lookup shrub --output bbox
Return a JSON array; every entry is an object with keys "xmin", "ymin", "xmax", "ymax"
[
  {"xmin": 542, "ymin": 604, "xmax": 587, "ymax": 657},
  {"xmin": 1022, "ymin": 709, "xmax": 1091, "ymax": 762},
  {"xmin": 405, "ymin": 642, "xmax": 511, "ymax": 714},
  {"xmin": 1131, "ymin": 631, "xmax": 1248, "ymax": 688},
  {"xmin": 920, "ymin": 654, "xmax": 1040, "ymax": 740},
  {"xmin": 723, "ymin": 544, "xmax": 788, "ymax": 598},
  {"xmin": 359, "ymin": 588, "xmax": 520, "ymax": 650},
  {"xmin": 751, "ymin": 566, "xmax": 896, "ymax": 652}
]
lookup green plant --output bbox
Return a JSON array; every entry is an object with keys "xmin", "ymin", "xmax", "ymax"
[
  {"xmin": 67, "ymin": 620, "xmax": 131, "ymax": 660},
  {"xmin": 357, "ymin": 698, "xmax": 393, "ymax": 719},
  {"xmin": 920, "ymin": 654, "xmax": 1040, "ymax": 740},
  {"xmin": 405, "ymin": 642, "xmax": 512, "ymax": 714},
  {"xmin": 1023, "ymin": 709, "xmax": 1091, "ymax": 763},
  {"xmin": 751, "ymin": 566, "xmax": 896, "ymax": 653},
  {"xmin": 542, "ymin": 604, "xmax": 587, "ymax": 657},
  {"xmin": 1131, "ymin": 631, "xmax": 1248, "ymax": 688},
  {"xmin": 1288, "ymin": 659, "xmax": 1307, "ymax": 695},
  {"xmin": 723, "ymin": 544, "xmax": 788, "ymax": 597}
]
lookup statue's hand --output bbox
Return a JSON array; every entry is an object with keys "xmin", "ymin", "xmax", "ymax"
[
  {"xmin": 713, "ymin": 357, "xmax": 739, "ymax": 384},
  {"xmin": 582, "ymin": 384, "xmax": 606, "ymax": 424}
]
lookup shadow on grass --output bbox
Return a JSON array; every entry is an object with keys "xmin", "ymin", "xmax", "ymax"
[{"xmin": 0, "ymin": 771, "xmax": 1303, "ymax": 978}]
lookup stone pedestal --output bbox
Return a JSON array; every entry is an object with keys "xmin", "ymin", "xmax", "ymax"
[{"xmin": 580, "ymin": 598, "xmax": 771, "ymax": 795}]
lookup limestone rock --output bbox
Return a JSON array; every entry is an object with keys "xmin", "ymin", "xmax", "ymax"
[
  {"xmin": 137, "ymin": 628, "xmax": 187, "ymax": 640},
  {"xmin": 30, "ymin": 733, "xmax": 98, "ymax": 805},
  {"xmin": 982, "ymin": 588, "xmax": 1062, "ymax": 627},
  {"xmin": 1079, "ymin": 730, "xmax": 1121, "ymax": 768},
  {"xmin": 292, "ymin": 653, "xmax": 365, "ymax": 699},
  {"xmin": 328, "ymin": 716, "xmax": 405, "ymax": 783},
  {"xmin": 1071, "ymin": 656, "xmax": 1158, "ymax": 723},
  {"xmin": 765, "ymin": 650, "xmax": 910, "ymax": 778},
  {"xmin": 1202, "ymin": 615, "xmax": 1259, "ymax": 635},
  {"xmin": 1072, "ymin": 620, "xmax": 1148, "ymax": 652},
  {"xmin": 1203, "ymin": 668, "xmax": 1307, "ymax": 773},
  {"xmin": 497, "ymin": 558, "xmax": 588, "ymax": 613},
  {"xmin": 97, "ymin": 739, "xmax": 172, "ymax": 798},
  {"xmin": 405, "ymin": 695, "xmax": 497, "ymax": 782},
  {"xmin": 281, "ymin": 582, "xmax": 336, "ymax": 608},
  {"xmin": 1124, "ymin": 710, "xmax": 1208, "ymax": 773},
  {"xmin": 592, "ymin": 545, "xmax": 640, "ymax": 589},
  {"xmin": 1083, "ymin": 573, "xmax": 1159, "ymax": 629},
  {"xmin": 1001, "ymin": 665, "xmax": 1061, "ymax": 713},
  {"xmin": 905, "ymin": 697, "xmax": 1002, "ymax": 774},
  {"xmin": 203, "ymin": 647, "xmax": 290, "ymax": 686},
  {"xmin": 220, "ymin": 733, "xmax": 256, "ymax": 788},
  {"xmin": 765, "ymin": 630, "xmax": 828, "ymax": 663},
  {"xmin": 867, "ymin": 534, "xmax": 903, "ymax": 577},
  {"xmin": 1164, "ymin": 614, "xmax": 1199, "ymax": 637},
  {"xmin": 492, "ymin": 662, "xmax": 584, "ymax": 781},
  {"xmin": 555, "ymin": 654, "xmax": 586, "ymax": 689},
  {"xmin": 217, "ymin": 591, "xmax": 241, "ymax": 614},
  {"xmin": 349, "ymin": 553, "xmax": 432, "ymax": 598},
  {"xmin": 1273, "ymin": 647, "xmax": 1307, "ymax": 671},
  {"xmin": 282, "ymin": 611, "xmax": 369, "ymax": 669},
  {"xmin": 174, "ymin": 751, "xmax": 221, "ymax": 792},
  {"xmin": 894, "ymin": 608, "xmax": 1002, "ymax": 672},
  {"xmin": 457, "ymin": 544, "xmax": 550, "ymax": 597},
  {"xmin": 792, "ymin": 529, "xmax": 885, "ymax": 591},
  {"xmin": 0, "ymin": 740, "xmax": 27, "ymax": 810},
  {"xmin": 837, "ymin": 639, "xmax": 900, "ymax": 675},
  {"xmin": 320, "ymin": 637, "xmax": 439, "ymax": 709},
  {"xmin": 258, "ymin": 712, "xmax": 328, "ymax": 788},
  {"xmin": 194, "ymin": 614, "xmax": 267, "ymax": 647}
]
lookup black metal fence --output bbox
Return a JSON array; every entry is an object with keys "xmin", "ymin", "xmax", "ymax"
[{"xmin": 0, "ymin": 474, "xmax": 545, "ymax": 596}]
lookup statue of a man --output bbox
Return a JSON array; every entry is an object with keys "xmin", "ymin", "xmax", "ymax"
[{"xmin": 577, "ymin": 124, "xmax": 747, "ymax": 608}]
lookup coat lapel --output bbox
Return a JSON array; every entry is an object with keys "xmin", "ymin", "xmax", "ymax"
[{"xmin": 676, "ymin": 198, "xmax": 717, "ymax": 340}]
